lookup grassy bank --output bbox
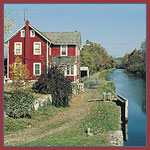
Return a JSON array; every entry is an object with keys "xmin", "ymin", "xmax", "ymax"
[
  {"xmin": 4, "ymin": 100, "xmax": 69, "ymax": 135},
  {"xmin": 17, "ymin": 101, "xmax": 119, "ymax": 146},
  {"xmin": 4, "ymin": 69, "xmax": 119, "ymax": 146}
]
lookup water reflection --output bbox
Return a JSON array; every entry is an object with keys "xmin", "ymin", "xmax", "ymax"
[{"xmin": 107, "ymin": 69, "xmax": 146, "ymax": 146}]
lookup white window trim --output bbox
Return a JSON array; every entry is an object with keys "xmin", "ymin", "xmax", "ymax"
[
  {"xmin": 20, "ymin": 30, "xmax": 25, "ymax": 37},
  {"xmin": 60, "ymin": 45, "xmax": 68, "ymax": 56},
  {"xmin": 33, "ymin": 63, "xmax": 41, "ymax": 76},
  {"xmin": 33, "ymin": 42, "xmax": 41, "ymax": 55},
  {"xmin": 65, "ymin": 65, "xmax": 74, "ymax": 76},
  {"xmin": 30, "ymin": 30, "xmax": 35, "ymax": 37},
  {"xmin": 14, "ymin": 42, "xmax": 22, "ymax": 55}
]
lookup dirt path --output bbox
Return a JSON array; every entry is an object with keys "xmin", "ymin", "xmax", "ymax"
[{"xmin": 4, "ymin": 91, "xmax": 95, "ymax": 146}]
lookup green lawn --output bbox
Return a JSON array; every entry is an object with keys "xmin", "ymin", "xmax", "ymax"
[
  {"xmin": 4, "ymin": 100, "xmax": 69, "ymax": 134},
  {"xmin": 4, "ymin": 69, "xmax": 120, "ymax": 146},
  {"xmin": 17, "ymin": 101, "xmax": 119, "ymax": 146}
]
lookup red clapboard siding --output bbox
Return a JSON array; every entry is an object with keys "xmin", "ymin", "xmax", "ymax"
[
  {"xmin": 51, "ymin": 45, "xmax": 60, "ymax": 56},
  {"xmin": 8, "ymin": 20, "xmax": 80, "ymax": 81},
  {"xmin": 68, "ymin": 45, "xmax": 75, "ymax": 56}
]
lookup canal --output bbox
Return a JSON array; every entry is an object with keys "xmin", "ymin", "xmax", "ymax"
[{"xmin": 107, "ymin": 69, "xmax": 146, "ymax": 146}]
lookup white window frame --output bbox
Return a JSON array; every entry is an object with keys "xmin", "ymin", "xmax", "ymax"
[
  {"xmin": 20, "ymin": 30, "xmax": 25, "ymax": 37},
  {"xmin": 65, "ymin": 65, "xmax": 74, "ymax": 76},
  {"xmin": 33, "ymin": 42, "xmax": 41, "ymax": 55},
  {"xmin": 14, "ymin": 42, "xmax": 22, "ymax": 55},
  {"xmin": 33, "ymin": 63, "xmax": 41, "ymax": 76},
  {"xmin": 30, "ymin": 30, "xmax": 35, "ymax": 37},
  {"xmin": 60, "ymin": 45, "xmax": 68, "ymax": 56}
]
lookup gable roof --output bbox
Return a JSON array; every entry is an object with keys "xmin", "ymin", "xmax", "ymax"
[
  {"xmin": 42, "ymin": 32, "xmax": 81, "ymax": 47},
  {"xmin": 5, "ymin": 23, "xmax": 81, "ymax": 47},
  {"xmin": 4, "ymin": 24, "xmax": 52, "ymax": 44},
  {"xmin": 4, "ymin": 25, "xmax": 25, "ymax": 43}
]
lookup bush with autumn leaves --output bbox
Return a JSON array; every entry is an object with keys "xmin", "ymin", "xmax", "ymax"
[
  {"xmin": 5, "ymin": 57, "xmax": 34, "ymax": 118},
  {"xmin": 9, "ymin": 57, "xmax": 30, "ymax": 88}
]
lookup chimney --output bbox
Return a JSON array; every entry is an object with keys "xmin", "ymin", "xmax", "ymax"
[{"xmin": 25, "ymin": 20, "xmax": 30, "ymax": 64}]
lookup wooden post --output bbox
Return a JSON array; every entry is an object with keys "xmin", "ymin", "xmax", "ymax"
[
  {"xmin": 103, "ymin": 92, "xmax": 106, "ymax": 101},
  {"xmin": 125, "ymin": 122, "xmax": 128, "ymax": 141},
  {"xmin": 125, "ymin": 99, "xmax": 128, "ymax": 122}
]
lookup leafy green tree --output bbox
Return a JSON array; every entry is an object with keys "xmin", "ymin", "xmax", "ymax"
[
  {"xmin": 121, "ymin": 40, "xmax": 146, "ymax": 78},
  {"xmin": 80, "ymin": 40, "xmax": 116, "ymax": 74}
]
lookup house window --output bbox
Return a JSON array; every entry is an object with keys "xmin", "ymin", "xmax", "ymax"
[
  {"xmin": 34, "ymin": 42, "xmax": 41, "ymax": 55},
  {"xmin": 66, "ymin": 67, "xmax": 70, "ymax": 75},
  {"xmin": 30, "ymin": 30, "xmax": 35, "ymax": 37},
  {"xmin": 61, "ymin": 45, "xmax": 67, "ymax": 56},
  {"xmin": 71, "ymin": 65, "xmax": 74, "ymax": 75},
  {"xmin": 14, "ymin": 42, "xmax": 22, "ymax": 55},
  {"xmin": 65, "ymin": 65, "xmax": 74, "ymax": 76},
  {"xmin": 20, "ymin": 30, "xmax": 25, "ymax": 37},
  {"xmin": 33, "ymin": 63, "xmax": 41, "ymax": 75}
]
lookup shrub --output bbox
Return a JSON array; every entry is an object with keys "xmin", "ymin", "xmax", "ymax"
[
  {"xmin": 4, "ymin": 90, "xmax": 35, "ymax": 118},
  {"xmin": 32, "ymin": 66, "xmax": 72, "ymax": 107},
  {"xmin": 10, "ymin": 57, "xmax": 30, "ymax": 89}
]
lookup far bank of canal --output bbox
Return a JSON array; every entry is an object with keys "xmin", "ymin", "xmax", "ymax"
[{"xmin": 107, "ymin": 69, "xmax": 146, "ymax": 146}]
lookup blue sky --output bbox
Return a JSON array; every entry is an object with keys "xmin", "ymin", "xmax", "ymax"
[{"xmin": 4, "ymin": 4, "xmax": 146, "ymax": 57}]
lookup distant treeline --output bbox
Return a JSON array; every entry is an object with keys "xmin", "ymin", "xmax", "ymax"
[
  {"xmin": 119, "ymin": 40, "xmax": 146, "ymax": 79},
  {"xmin": 80, "ymin": 40, "xmax": 116, "ymax": 74}
]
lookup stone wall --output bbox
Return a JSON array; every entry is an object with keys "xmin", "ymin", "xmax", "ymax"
[{"xmin": 33, "ymin": 95, "xmax": 52, "ymax": 110}]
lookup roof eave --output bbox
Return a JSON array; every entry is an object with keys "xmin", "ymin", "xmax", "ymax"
[
  {"xmin": 29, "ymin": 25, "xmax": 53, "ymax": 44},
  {"xmin": 4, "ymin": 24, "xmax": 25, "ymax": 43}
]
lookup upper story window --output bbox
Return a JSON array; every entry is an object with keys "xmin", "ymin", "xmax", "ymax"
[
  {"xmin": 20, "ymin": 30, "xmax": 25, "ymax": 37},
  {"xmin": 30, "ymin": 30, "xmax": 35, "ymax": 37},
  {"xmin": 33, "ymin": 42, "xmax": 41, "ymax": 55},
  {"xmin": 33, "ymin": 63, "xmax": 41, "ymax": 75},
  {"xmin": 61, "ymin": 45, "xmax": 67, "ymax": 56},
  {"xmin": 14, "ymin": 42, "xmax": 22, "ymax": 55}
]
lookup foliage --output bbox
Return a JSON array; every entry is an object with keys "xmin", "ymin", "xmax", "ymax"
[
  {"xmin": 115, "ymin": 57, "xmax": 123, "ymax": 69},
  {"xmin": 4, "ymin": 13, "xmax": 15, "ymax": 35},
  {"xmin": 32, "ymin": 66, "xmax": 72, "ymax": 107},
  {"xmin": 120, "ymin": 40, "xmax": 146, "ymax": 78},
  {"xmin": 4, "ymin": 90, "xmax": 35, "ymax": 118},
  {"xmin": 80, "ymin": 40, "xmax": 116, "ymax": 74},
  {"xmin": 10, "ymin": 57, "xmax": 30, "ymax": 89}
]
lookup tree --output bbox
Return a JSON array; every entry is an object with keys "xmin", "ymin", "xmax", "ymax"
[
  {"xmin": 4, "ymin": 13, "xmax": 15, "ymax": 35},
  {"xmin": 121, "ymin": 40, "xmax": 146, "ymax": 78},
  {"xmin": 32, "ymin": 65, "xmax": 72, "ymax": 107},
  {"xmin": 80, "ymin": 40, "xmax": 116, "ymax": 74},
  {"xmin": 10, "ymin": 57, "xmax": 30, "ymax": 88}
]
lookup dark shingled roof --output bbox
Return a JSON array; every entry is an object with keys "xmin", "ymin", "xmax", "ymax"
[
  {"xmin": 42, "ymin": 32, "xmax": 81, "ymax": 46},
  {"xmin": 51, "ymin": 56, "xmax": 76, "ymax": 66}
]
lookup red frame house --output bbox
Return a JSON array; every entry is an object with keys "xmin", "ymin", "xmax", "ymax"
[{"xmin": 5, "ymin": 20, "xmax": 81, "ymax": 82}]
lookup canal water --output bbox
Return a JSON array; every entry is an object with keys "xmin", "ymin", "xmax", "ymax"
[{"xmin": 107, "ymin": 69, "xmax": 146, "ymax": 146}]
